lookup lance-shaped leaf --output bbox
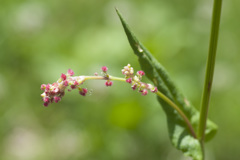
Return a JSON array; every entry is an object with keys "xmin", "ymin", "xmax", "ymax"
[{"xmin": 116, "ymin": 9, "xmax": 217, "ymax": 160}]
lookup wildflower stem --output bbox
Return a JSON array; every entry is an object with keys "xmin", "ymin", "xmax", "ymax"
[
  {"xmin": 155, "ymin": 91, "xmax": 197, "ymax": 138},
  {"xmin": 198, "ymin": 0, "xmax": 222, "ymax": 142},
  {"xmin": 83, "ymin": 76, "xmax": 126, "ymax": 82}
]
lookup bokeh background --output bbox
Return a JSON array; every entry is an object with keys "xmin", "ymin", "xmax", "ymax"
[{"xmin": 0, "ymin": 0, "xmax": 239, "ymax": 159}]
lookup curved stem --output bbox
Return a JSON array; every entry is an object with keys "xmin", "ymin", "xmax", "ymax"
[{"xmin": 155, "ymin": 91, "xmax": 197, "ymax": 138}]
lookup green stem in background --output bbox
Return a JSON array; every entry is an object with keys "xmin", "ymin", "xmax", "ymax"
[
  {"xmin": 198, "ymin": 0, "xmax": 222, "ymax": 142},
  {"xmin": 155, "ymin": 91, "xmax": 197, "ymax": 138}
]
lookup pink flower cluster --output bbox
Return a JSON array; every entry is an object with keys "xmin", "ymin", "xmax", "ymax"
[
  {"xmin": 40, "ymin": 65, "xmax": 158, "ymax": 107},
  {"xmin": 41, "ymin": 69, "xmax": 88, "ymax": 107},
  {"xmin": 122, "ymin": 64, "xmax": 158, "ymax": 96}
]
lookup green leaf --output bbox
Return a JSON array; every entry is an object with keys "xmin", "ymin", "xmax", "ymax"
[{"xmin": 116, "ymin": 9, "xmax": 217, "ymax": 160}]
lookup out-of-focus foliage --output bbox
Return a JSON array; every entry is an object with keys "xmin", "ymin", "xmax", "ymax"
[{"xmin": 0, "ymin": 0, "xmax": 239, "ymax": 159}]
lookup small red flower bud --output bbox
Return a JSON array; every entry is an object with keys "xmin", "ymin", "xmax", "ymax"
[
  {"xmin": 137, "ymin": 70, "xmax": 145, "ymax": 76},
  {"xmin": 105, "ymin": 81, "xmax": 113, "ymax": 87},
  {"xmin": 131, "ymin": 84, "xmax": 137, "ymax": 90},
  {"xmin": 61, "ymin": 73, "xmax": 67, "ymax": 80},
  {"xmin": 74, "ymin": 81, "xmax": 79, "ymax": 85},
  {"xmin": 43, "ymin": 102, "xmax": 49, "ymax": 107},
  {"xmin": 54, "ymin": 96, "xmax": 61, "ymax": 103},
  {"xmin": 63, "ymin": 80, "xmax": 69, "ymax": 86},
  {"xmin": 126, "ymin": 78, "xmax": 132, "ymax": 83},
  {"xmin": 71, "ymin": 85, "xmax": 76, "ymax": 89},
  {"xmin": 79, "ymin": 88, "xmax": 88, "ymax": 96},
  {"xmin": 142, "ymin": 89, "xmax": 148, "ymax": 96},
  {"xmin": 60, "ymin": 91, "xmax": 65, "ymax": 97},
  {"xmin": 102, "ymin": 66, "xmax": 108, "ymax": 72},
  {"xmin": 41, "ymin": 84, "xmax": 46, "ymax": 90},
  {"xmin": 151, "ymin": 87, "xmax": 158, "ymax": 93},
  {"xmin": 43, "ymin": 97, "xmax": 50, "ymax": 103},
  {"xmin": 67, "ymin": 69, "xmax": 74, "ymax": 76}
]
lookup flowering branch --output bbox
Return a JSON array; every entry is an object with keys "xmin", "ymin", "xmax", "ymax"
[
  {"xmin": 40, "ymin": 64, "xmax": 157, "ymax": 107},
  {"xmin": 40, "ymin": 64, "xmax": 196, "ymax": 138}
]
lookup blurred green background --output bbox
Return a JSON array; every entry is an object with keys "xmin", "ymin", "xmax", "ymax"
[{"xmin": 0, "ymin": 0, "xmax": 239, "ymax": 159}]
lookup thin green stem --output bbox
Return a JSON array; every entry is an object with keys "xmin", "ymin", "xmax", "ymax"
[
  {"xmin": 82, "ymin": 76, "xmax": 126, "ymax": 82},
  {"xmin": 155, "ymin": 91, "xmax": 197, "ymax": 138},
  {"xmin": 198, "ymin": 0, "xmax": 222, "ymax": 142}
]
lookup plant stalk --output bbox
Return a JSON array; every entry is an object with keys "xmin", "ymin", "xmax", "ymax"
[{"xmin": 198, "ymin": 0, "xmax": 222, "ymax": 142}]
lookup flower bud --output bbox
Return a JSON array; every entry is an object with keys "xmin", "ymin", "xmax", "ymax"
[
  {"xmin": 79, "ymin": 88, "xmax": 88, "ymax": 96},
  {"xmin": 43, "ymin": 97, "xmax": 50, "ymax": 103},
  {"xmin": 126, "ymin": 78, "xmax": 132, "ymax": 83},
  {"xmin": 45, "ymin": 84, "xmax": 50, "ymax": 92},
  {"xmin": 43, "ymin": 102, "xmax": 49, "ymax": 107},
  {"xmin": 141, "ymin": 89, "xmax": 148, "ymax": 96},
  {"xmin": 54, "ymin": 96, "xmax": 61, "ymax": 103},
  {"xmin": 63, "ymin": 80, "xmax": 69, "ymax": 86},
  {"xmin": 151, "ymin": 87, "xmax": 158, "ymax": 93},
  {"xmin": 101, "ymin": 66, "xmax": 108, "ymax": 72},
  {"xmin": 41, "ymin": 84, "xmax": 46, "ymax": 90},
  {"xmin": 137, "ymin": 70, "xmax": 145, "ymax": 76},
  {"xmin": 105, "ymin": 81, "xmax": 113, "ymax": 87},
  {"xmin": 131, "ymin": 84, "xmax": 137, "ymax": 90},
  {"xmin": 61, "ymin": 73, "xmax": 67, "ymax": 80},
  {"xmin": 67, "ymin": 69, "xmax": 74, "ymax": 76}
]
